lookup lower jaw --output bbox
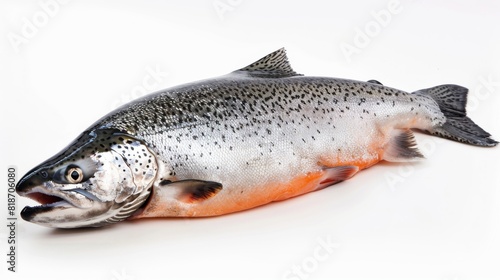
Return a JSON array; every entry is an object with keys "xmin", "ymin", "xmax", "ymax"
[{"xmin": 20, "ymin": 200, "xmax": 73, "ymax": 221}]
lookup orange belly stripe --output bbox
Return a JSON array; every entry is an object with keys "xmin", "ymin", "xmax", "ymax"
[{"xmin": 134, "ymin": 158, "xmax": 382, "ymax": 219}]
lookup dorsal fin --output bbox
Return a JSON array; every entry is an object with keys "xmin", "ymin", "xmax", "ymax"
[{"xmin": 235, "ymin": 48, "xmax": 302, "ymax": 78}]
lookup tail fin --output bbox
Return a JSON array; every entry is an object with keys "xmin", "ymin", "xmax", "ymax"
[{"xmin": 414, "ymin": 84, "xmax": 498, "ymax": 147}]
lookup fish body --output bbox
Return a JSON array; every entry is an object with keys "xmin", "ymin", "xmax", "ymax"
[{"xmin": 16, "ymin": 49, "xmax": 497, "ymax": 228}]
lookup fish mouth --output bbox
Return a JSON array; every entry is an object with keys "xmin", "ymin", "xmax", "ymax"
[
  {"xmin": 17, "ymin": 186, "xmax": 114, "ymax": 228},
  {"xmin": 20, "ymin": 194, "xmax": 72, "ymax": 222},
  {"xmin": 20, "ymin": 188, "xmax": 97, "ymax": 222},
  {"xmin": 26, "ymin": 191, "xmax": 66, "ymax": 206}
]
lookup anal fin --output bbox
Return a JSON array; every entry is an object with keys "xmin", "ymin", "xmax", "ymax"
[
  {"xmin": 316, "ymin": 166, "xmax": 359, "ymax": 190},
  {"xmin": 383, "ymin": 129, "xmax": 424, "ymax": 162}
]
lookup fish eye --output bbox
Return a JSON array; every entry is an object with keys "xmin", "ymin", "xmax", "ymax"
[{"xmin": 66, "ymin": 167, "xmax": 83, "ymax": 184}]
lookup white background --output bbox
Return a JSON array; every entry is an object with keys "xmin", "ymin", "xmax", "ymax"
[{"xmin": 1, "ymin": 1, "xmax": 500, "ymax": 279}]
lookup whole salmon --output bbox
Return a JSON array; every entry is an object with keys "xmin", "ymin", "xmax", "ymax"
[{"xmin": 16, "ymin": 48, "xmax": 497, "ymax": 228}]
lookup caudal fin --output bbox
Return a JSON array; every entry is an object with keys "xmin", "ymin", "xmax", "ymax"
[{"xmin": 414, "ymin": 84, "xmax": 498, "ymax": 147}]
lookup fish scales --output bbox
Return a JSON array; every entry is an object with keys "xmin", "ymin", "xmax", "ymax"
[
  {"xmin": 15, "ymin": 48, "xmax": 497, "ymax": 228},
  {"xmin": 91, "ymin": 77, "xmax": 438, "ymax": 217},
  {"xmin": 97, "ymin": 77, "xmax": 440, "ymax": 187}
]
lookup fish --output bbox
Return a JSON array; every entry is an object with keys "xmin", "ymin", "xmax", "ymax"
[{"xmin": 16, "ymin": 48, "xmax": 497, "ymax": 228}]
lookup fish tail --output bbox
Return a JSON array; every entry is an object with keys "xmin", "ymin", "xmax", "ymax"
[{"xmin": 414, "ymin": 84, "xmax": 497, "ymax": 146}]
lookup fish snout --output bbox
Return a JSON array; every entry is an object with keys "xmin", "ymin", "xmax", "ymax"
[{"xmin": 16, "ymin": 171, "xmax": 46, "ymax": 196}]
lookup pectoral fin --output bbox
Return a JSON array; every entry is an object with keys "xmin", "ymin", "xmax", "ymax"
[{"xmin": 161, "ymin": 179, "xmax": 223, "ymax": 203}]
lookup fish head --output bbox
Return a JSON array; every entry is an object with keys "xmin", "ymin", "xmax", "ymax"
[{"xmin": 16, "ymin": 129, "xmax": 158, "ymax": 228}]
